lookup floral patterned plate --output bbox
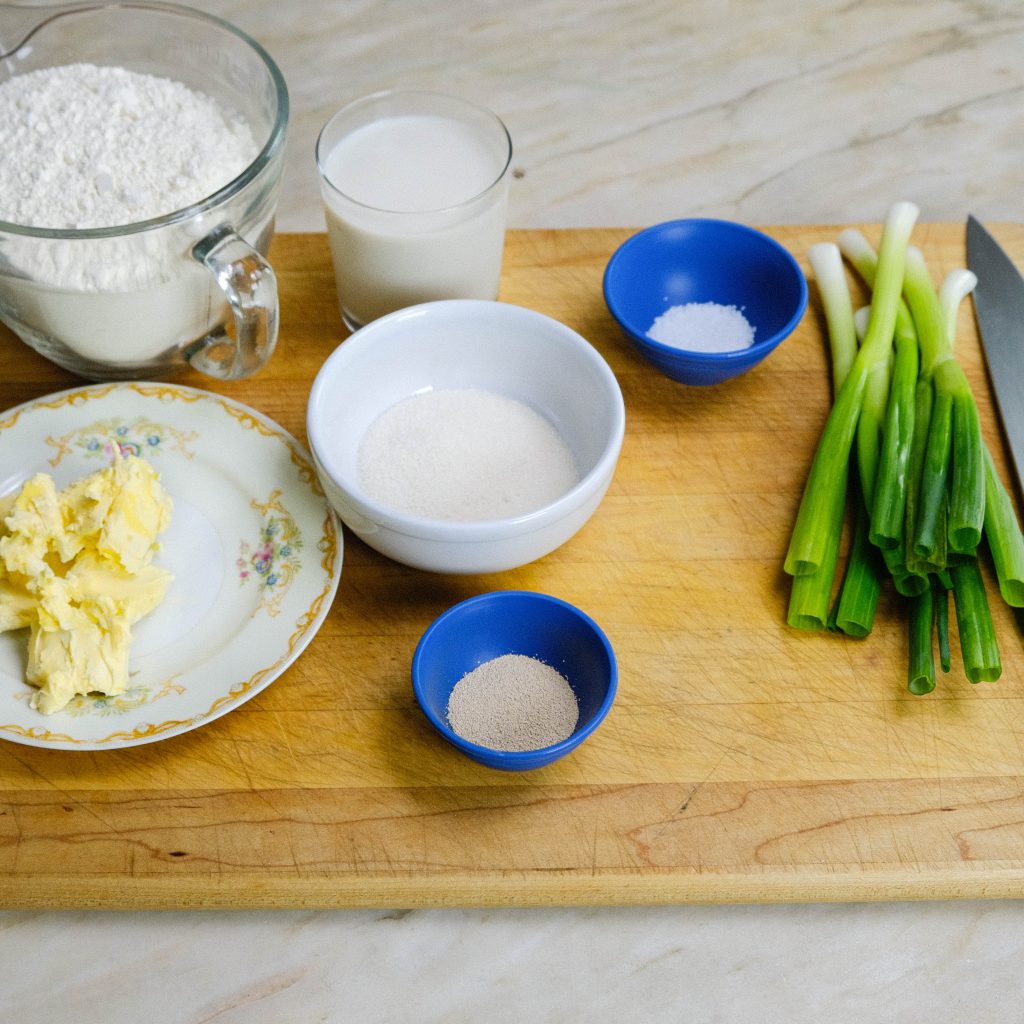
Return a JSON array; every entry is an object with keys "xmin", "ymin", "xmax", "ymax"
[{"xmin": 0, "ymin": 382, "xmax": 343, "ymax": 750}]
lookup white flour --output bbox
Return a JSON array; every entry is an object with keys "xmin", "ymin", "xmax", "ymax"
[
  {"xmin": 0, "ymin": 63, "xmax": 262, "ymax": 366},
  {"xmin": 357, "ymin": 388, "xmax": 580, "ymax": 521},
  {"xmin": 0, "ymin": 63, "xmax": 256, "ymax": 236}
]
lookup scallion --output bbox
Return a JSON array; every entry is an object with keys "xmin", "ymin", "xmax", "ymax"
[
  {"xmin": 785, "ymin": 201, "xmax": 919, "ymax": 577},
  {"xmin": 789, "ymin": 202, "xmax": 1019, "ymax": 694}
]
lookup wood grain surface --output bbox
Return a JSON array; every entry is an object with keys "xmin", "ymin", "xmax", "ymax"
[{"xmin": 2, "ymin": 225, "xmax": 1024, "ymax": 909}]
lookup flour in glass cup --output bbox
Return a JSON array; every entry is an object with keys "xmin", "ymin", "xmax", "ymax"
[
  {"xmin": 357, "ymin": 388, "xmax": 580, "ymax": 521},
  {"xmin": 0, "ymin": 64, "xmax": 257, "ymax": 236},
  {"xmin": 0, "ymin": 63, "xmax": 259, "ymax": 363}
]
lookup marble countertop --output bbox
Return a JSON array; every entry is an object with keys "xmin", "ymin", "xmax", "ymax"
[
  {"xmin": 265, "ymin": 0, "xmax": 1023, "ymax": 233},
  {"xmin": 3, "ymin": 1, "xmax": 1024, "ymax": 1020}
]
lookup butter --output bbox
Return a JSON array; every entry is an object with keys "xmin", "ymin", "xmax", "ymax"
[
  {"xmin": 0, "ymin": 473, "xmax": 63, "ymax": 578},
  {"xmin": 0, "ymin": 576, "xmax": 35, "ymax": 633},
  {"xmin": 0, "ymin": 454, "xmax": 173, "ymax": 714}
]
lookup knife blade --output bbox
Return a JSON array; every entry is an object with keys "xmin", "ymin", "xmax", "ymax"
[{"xmin": 966, "ymin": 215, "xmax": 1024, "ymax": 493}]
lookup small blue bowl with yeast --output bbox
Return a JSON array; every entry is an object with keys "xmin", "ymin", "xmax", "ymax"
[
  {"xmin": 603, "ymin": 218, "xmax": 808, "ymax": 385},
  {"xmin": 411, "ymin": 590, "xmax": 617, "ymax": 771}
]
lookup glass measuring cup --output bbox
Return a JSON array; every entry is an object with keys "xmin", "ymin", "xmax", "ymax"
[
  {"xmin": 0, "ymin": 2, "xmax": 288, "ymax": 381},
  {"xmin": 316, "ymin": 90, "xmax": 513, "ymax": 331}
]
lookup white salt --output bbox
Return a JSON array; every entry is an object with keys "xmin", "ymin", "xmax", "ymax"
[
  {"xmin": 447, "ymin": 653, "xmax": 579, "ymax": 751},
  {"xmin": 357, "ymin": 387, "xmax": 579, "ymax": 521},
  {"xmin": 647, "ymin": 301, "xmax": 756, "ymax": 353}
]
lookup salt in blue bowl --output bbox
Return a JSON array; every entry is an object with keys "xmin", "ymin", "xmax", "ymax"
[
  {"xmin": 411, "ymin": 590, "xmax": 617, "ymax": 771},
  {"xmin": 603, "ymin": 218, "xmax": 808, "ymax": 385}
]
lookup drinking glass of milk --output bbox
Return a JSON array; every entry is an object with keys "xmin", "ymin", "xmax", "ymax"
[{"xmin": 316, "ymin": 90, "xmax": 513, "ymax": 330}]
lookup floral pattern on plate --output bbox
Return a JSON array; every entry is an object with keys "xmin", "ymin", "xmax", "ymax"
[
  {"xmin": 46, "ymin": 414, "xmax": 198, "ymax": 466},
  {"xmin": 0, "ymin": 382, "xmax": 343, "ymax": 750},
  {"xmin": 237, "ymin": 489, "xmax": 303, "ymax": 617},
  {"xmin": 13, "ymin": 676, "xmax": 187, "ymax": 717}
]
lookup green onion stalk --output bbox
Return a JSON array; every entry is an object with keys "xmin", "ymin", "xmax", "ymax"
[
  {"xmin": 902, "ymin": 247, "xmax": 986, "ymax": 559},
  {"xmin": 847, "ymin": 230, "xmax": 984, "ymax": 686},
  {"xmin": 936, "ymin": 265, "xmax": 1024, "ymax": 607},
  {"xmin": 901, "ymin": 247, "xmax": 1002, "ymax": 685},
  {"xmin": 837, "ymin": 232, "xmax": 924, "ymax": 601},
  {"xmin": 983, "ymin": 446, "xmax": 1024, "ymax": 607},
  {"xmin": 837, "ymin": 229, "xmax": 922, "ymax": 578},
  {"xmin": 785, "ymin": 201, "xmax": 919, "ymax": 579},
  {"xmin": 787, "ymin": 242, "xmax": 856, "ymax": 630},
  {"xmin": 791, "ymin": 205, "xmax": 1024, "ymax": 693},
  {"xmin": 950, "ymin": 560, "xmax": 1001, "ymax": 682},
  {"xmin": 901, "ymin": 375, "xmax": 938, "ymax": 589},
  {"xmin": 831, "ymin": 504, "xmax": 884, "ymax": 637},
  {"xmin": 935, "ymin": 570, "xmax": 952, "ymax": 673},
  {"xmin": 907, "ymin": 582, "xmax": 935, "ymax": 694},
  {"xmin": 827, "ymin": 304, "xmax": 885, "ymax": 637}
]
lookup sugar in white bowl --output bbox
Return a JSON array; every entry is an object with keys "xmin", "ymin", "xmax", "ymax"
[
  {"xmin": 357, "ymin": 387, "xmax": 580, "ymax": 521},
  {"xmin": 307, "ymin": 299, "xmax": 626, "ymax": 574}
]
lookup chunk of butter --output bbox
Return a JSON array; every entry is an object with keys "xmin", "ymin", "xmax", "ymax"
[{"xmin": 0, "ymin": 454, "xmax": 173, "ymax": 714}]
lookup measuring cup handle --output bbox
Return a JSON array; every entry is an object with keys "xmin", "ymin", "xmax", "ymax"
[{"xmin": 188, "ymin": 226, "xmax": 279, "ymax": 380}]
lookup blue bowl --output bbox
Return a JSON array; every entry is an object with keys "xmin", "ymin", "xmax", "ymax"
[
  {"xmin": 412, "ymin": 591, "xmax": 617, "ymax": 771},
  {"xmin": 603, "ymin": 218, "xmax": 808, "ymax": 385}
]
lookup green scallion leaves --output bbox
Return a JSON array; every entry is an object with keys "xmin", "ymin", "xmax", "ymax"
[{"xmin": 785, "ymin": 201, "xmax": 1024, "ymax": 693}]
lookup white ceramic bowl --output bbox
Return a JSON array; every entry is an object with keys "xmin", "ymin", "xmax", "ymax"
[{"xmin": 307, "ymin": 300, "xmax": 625, "ymax": 573}]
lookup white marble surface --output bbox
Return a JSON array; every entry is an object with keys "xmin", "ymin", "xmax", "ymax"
[
  {"xmin": 4, "ymin": 902, "xmax": 1024, "ymax": 1023},
  {"xmin": 251, "ymin": 0, "xmax": 1024, "ymax": 233},
  {"xmin": 4, "ymin": 0, "xmax": 1024, "ymax": 1020}
]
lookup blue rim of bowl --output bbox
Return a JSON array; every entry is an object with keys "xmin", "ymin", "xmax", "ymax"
[
  {"xmin": 601, "ymin": 218, "xmax": 809, "ymax": 363},
  {"xmin": 411, "ymin": 590, "xmax": 619, "ymax": 765}
]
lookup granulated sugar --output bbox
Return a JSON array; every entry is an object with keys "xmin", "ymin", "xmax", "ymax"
[
  {"xmin": 358, "ymin": 388, "xmax": 579, "ymax": 521},
  {"xmin": 647, "ymin": 301, "xmax": 756, "ymax": 353},
  {"xmin": 446, "ymin": 653, "xmax": 579, "ymax": 751}
]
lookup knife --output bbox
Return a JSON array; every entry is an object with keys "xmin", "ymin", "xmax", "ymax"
[{"xmin": 966, "ymin": 215, "xmax": 1024, "ymax": 493}]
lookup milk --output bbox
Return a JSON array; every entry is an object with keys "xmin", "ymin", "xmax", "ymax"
[{"xmin": 319, "ymin": 111, "xmax": 511, "ymax": 328}]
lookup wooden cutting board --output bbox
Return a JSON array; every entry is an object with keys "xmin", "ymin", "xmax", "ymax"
[{"xmin": 2, "ymin": 225, "xmax": 1024, "ymax": 909}]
